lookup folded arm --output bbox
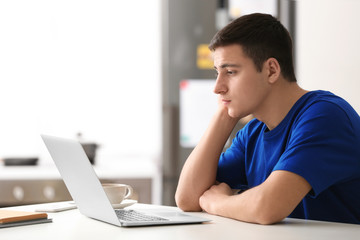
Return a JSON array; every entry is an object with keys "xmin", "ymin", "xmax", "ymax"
[
  {"xmin": 199, "ymin": 170, "xmax": 311, "ymax": 225},
  {"xmin": 175, "ymin": 107, "xmax": 239, "ymax": 211}
]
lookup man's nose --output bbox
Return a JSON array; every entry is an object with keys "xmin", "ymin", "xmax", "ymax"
[{"xmin": 213, "ymin": 75, "xmax": 227, "ymax": 94}]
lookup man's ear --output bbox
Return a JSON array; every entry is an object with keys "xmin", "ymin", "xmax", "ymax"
[{"xmin": 264, "ymin": 58, "xmax": 281, "ymax": 84}]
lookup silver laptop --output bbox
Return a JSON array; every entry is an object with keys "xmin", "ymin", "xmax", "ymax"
[{"xmin": 41, "ymin": 134, "xmax": 210, "ymax": 227}]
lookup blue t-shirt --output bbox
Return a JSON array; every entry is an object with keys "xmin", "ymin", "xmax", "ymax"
[{"xmin": 217, "ymin": 90, "xmax": 360, "ymax": 224}]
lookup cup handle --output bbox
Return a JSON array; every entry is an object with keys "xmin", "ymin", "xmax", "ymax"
[{"xmin": 124, "ymin": 185, "xmax": 134, "ymax": 199}]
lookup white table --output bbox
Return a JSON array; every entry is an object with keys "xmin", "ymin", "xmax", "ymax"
[{"xmin": 1, "ymin": 203, "xmax": 359, "ymax": 240}]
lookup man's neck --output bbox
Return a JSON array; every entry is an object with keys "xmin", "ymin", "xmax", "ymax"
[{"xmin": 255, "ymin": 82, "xmax": 308, "ymax": 131}]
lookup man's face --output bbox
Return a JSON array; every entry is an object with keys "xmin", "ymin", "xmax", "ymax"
[{"xmin": 213, "ymin": 44, "xmax": 271, "ymax": 119}]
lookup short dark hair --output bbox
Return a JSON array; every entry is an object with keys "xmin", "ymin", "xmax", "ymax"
[{"xmin": 209, "ymin": 13, "xmax": 296, "ymax": 82}]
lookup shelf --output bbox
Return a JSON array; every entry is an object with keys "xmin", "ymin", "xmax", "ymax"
[
  {"xmin": 0, "ymin": 158, "xmax": 159, "ymax": 180},
  {"xmin": 0, "ymin": 158, "xmax": 162, "ymax": 206}
]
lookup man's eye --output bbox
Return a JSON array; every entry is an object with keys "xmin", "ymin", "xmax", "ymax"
[
  {"xmin": 214, "ymin": 71, "xmax": 219, "ymax": 78},
  {"xmin": 227, "ymin": 70, "xmax": 234, "ymax": 75}
]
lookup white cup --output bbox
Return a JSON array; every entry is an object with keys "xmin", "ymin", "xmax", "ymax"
[{"xmin": 102, "ymin": 183, "xmax": 133, "ymax": 204}]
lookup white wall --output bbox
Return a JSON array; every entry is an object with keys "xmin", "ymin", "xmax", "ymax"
[
  {"xmin": 0, "ymin": 0, "xmax": 161, "ymax": 164},
  {"xmin": 297, "ymin": 0, "xmax": 360, "ymax": 113}
]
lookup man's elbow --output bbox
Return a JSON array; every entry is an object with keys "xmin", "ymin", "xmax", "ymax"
[
  {"xmin": 175, "ymin": 192, "xmax": 202, "ymax": 212},
  {"xmin": 255, "ymin": 213, "xmax": 285, "ymax": 225},
  {"xmin": 252, "ymin": 203, "xmax": 287, "ymax": 225}
]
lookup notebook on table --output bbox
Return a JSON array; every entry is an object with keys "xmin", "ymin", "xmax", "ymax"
[
  {"xmin": 41, "ymin": 134, "xmax": 210, "ymax": 227},
  {"xmin": 0, "ymin": 209, "xmax": 52, "ymax": 228}
]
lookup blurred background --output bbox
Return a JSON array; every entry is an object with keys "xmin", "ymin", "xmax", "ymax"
[{"xmin": 0, "ymin": 0, "xmax": 359, "ymax": 207}]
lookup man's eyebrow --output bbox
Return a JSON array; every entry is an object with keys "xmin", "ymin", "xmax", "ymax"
[{"xmin": 214, "ymin": 63, "xmax": 241, "ymax": 69}]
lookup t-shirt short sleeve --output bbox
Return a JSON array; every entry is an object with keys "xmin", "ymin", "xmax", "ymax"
[{"xmin": 273, "ymin": 101, "xmax": 360, "ymax": 197}]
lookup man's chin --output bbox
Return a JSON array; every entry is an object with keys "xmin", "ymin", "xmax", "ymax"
[
  {"xmin": 227, "ymin": 109, "xmax": 240, "ymax": 118},
  {"xmin": 228, "ymin": 109, "xmax": 250, "ymax": 120}
]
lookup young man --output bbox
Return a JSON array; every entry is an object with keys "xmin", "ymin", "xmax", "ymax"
[{"xmin": 175, "ymin": 13, "xmax": 360, "ymax": 225}]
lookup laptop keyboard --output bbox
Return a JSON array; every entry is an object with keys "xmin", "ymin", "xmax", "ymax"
[{"xmin": 115, "ymin": 210, "xmax": 169, "ymax": 222}]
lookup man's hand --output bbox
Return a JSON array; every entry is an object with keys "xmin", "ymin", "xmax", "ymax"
[{"xmin": 199, "ymin": 182, "xmax": 233, "ymax": 215}]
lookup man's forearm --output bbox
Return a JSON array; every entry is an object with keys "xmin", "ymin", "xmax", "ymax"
[
  {"xmin": 199, "ymin": 171, "xmax": 312, "ymax": 224},
  {"xmin": 175, "ymin": 108, "xmax": 239, "ymax": 211}
]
